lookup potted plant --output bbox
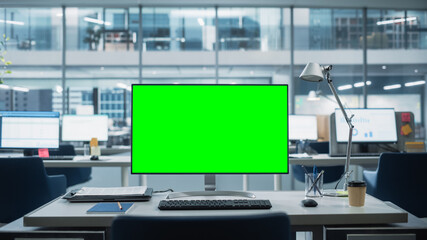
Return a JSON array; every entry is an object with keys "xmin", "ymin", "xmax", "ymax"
[{"xmin": 0, "ymin": 34, "xmax": 12, "ymax": 84}]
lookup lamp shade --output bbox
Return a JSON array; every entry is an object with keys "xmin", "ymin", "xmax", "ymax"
[{"xmin": 299, "ymin": 62, "xmax": 324, "ymax": 82}]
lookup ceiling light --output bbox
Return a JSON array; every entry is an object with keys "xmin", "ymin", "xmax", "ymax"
[
  {"xmin": 0, "ymin": 84, "xmax": 10, "ymax": 89},
  {"xmin": 12, "ymin": 87, "xmax": 29, "ymax": 92},
  {"xmin": 382, "ymin": 65, "xmax": 387, "ymax": 70},
  {"xmin": 197, "ymin": 18, "xmax": 205, "ymax": 26},
  {"xmin": 307, "ymin": 90, "xmax": 320, "ymax": 101},
  {"xmin": 383, "ymin": 84, "xmax": 401, "ymax": 90},
  {"xmin": 404, "ymin": 80, "xmax": 425, "ymax": 87},
  {"xmin": 0, "ymin": 20, "xmax": 25, "ymax": 25},
  {"xmin": 354, "ymin": 81, "xmax": 372, "ymax": 88},
  {"xmin": 116, "ymin": 83, "xmax": 128, "ymax": 89},
  {"xmin": 376, "ymin": 17, "xmax": 417, "ymax": 25},
  {"xmin": 56, "ymin": 13, "xmax": 63, "ymax": 17},
  {"xmin": 83, "ymin": 17, "xmax": 111, "ymax": 26},
  {"xmin": 337, "ymin": 84, "xmax": 353, "ymax": 91}
]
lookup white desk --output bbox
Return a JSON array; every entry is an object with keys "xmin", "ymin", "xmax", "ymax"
[{"xmin": 24, "ymin": 191, "xmax": 408, "ymax": 240}]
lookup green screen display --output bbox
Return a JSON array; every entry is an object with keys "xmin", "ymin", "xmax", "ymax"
[{"xmin": 131, "ymin": 84, "xmax": 288, "ymax": 174}]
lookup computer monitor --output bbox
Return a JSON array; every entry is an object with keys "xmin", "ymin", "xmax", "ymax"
[
  {"xmin": 62, "ymin": 115, "xmax": 109, "ymax": 142},
  {"xmin": 289, "ymin": 115, "xmax": 318, "ymax": 141},
  {"xmin": 0, "ymin": 111, "xmax": 60, "ymax": 149},
  {"xmin": 131, "ymin": 84, "xmax": 289, "ymax": 177},
  {"xmin": 335, "ymin": 108, "xmax": 397, "ymax": 143}
]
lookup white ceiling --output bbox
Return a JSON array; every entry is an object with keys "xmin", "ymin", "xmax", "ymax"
[{"xmin": 2, "ymin": 0, "xmax": 427, "ymax": 10}]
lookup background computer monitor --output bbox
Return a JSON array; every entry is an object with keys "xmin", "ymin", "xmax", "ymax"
[
  {"xmin": 0, "ymin": 111, "xmax": 60, "ymax": 149},
  {"xmin": 131, "ymin": 84, "xmax": 289, "ymax": 174},
  {"xmin": 289, "ymin": 115, "xmax": 318, "ymax": 141},
  {"xmin": 335, "ymin": 108, "xmax": 397, "ymax": 143},
  {"xmin": 62, "ymin": 115, "xmax": 109, "ymax": 142}
]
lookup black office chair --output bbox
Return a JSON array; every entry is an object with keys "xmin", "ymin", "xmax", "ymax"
[
  {"xmin": 0, "ymin": 157, "xmax": 67, "ymax": 224},
  {"xmin": 292, "ymin": 142, "xmax": 344, "ymax": 183},
  {"xmin": 363, "ymin": 152, "xmax": 427, "ymax": 218},
  {"xmin": 111, "ymin": 212, "xmax": 291, "ymax": 240},
  {"xmin": 45, "ymin": 144, "xmax": 92, "ymax": 187}
]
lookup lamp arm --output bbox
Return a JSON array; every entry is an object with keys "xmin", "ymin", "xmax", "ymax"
[{"xmin": 325, "ymin": 72, "xmax": 354, "ymax": 190}]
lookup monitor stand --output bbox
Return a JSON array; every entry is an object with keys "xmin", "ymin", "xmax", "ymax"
[{"xmin": 166, "ymin": 174, "xmax": 256, "ymax": 199}]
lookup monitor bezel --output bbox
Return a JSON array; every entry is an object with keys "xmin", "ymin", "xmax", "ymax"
[
  {"xmin": 130, "ymin": 84, "xmax": 289, "ymax": 175},
  {"xmin": 334, "ymin": 108, "xmax": 398, "ymax": 144},
  {"xmin": 0, "ymin": 111, "xmax": 60, "ymax": 150}
]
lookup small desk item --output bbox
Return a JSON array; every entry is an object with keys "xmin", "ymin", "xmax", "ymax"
[
  {"xmin": 64, "ymin": 186, "xmax": 153, "ymax": 202},
  {"xmin": 38, "ymin": 148, "xmax": 50, "ymax": 158},
  {"xmin": 87, "ymin": 202, "xmax": 133, "ymax": 213}
]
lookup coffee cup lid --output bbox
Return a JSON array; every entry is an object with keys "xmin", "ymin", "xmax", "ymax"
[{"xmin": 348, "ymin": 180, "xmax": 366, "ymax": 187}]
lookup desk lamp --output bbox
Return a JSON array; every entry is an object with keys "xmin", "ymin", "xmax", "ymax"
[{"xmin": 299, "ymin": 62, "xmax": 354, "ymax": 195}]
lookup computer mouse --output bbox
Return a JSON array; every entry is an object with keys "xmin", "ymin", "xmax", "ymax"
[
  {"xmin": 90, "ymin": 155, "xmax": 99, "ymax": 160},
  {"xmin": 301, "ymin": 199, "xmax": 318, "ymax": 207}
]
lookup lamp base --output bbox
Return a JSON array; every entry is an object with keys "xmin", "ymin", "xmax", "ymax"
[{"xmin": 322, "ymin": 189, "xmax": 348, "ymax": 197}]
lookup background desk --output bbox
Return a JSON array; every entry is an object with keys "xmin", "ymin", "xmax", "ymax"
[
  {"xmin": 43, "ymin": 156, "xmax": 131, "ymax": 187},
  {"xmin": 41, "ymin": 154, "xmax": 379, "ymax": 189},
  {"xmin": 24, "ymin": 191, "xmax": 407, "ymax": 240}
]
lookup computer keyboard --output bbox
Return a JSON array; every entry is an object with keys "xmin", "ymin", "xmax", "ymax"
[
  {"xmin": 40, "ymin": 155, "xmax": 75, "ymax": 160},
  {"xmin": 158, "ymin": 199, "xmax": 272, "ymax": 210}
]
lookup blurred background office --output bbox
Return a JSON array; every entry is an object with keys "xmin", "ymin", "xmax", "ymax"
[{"xmin": 0, "ymin": 0, "xmax": 426, "ymax": 190}]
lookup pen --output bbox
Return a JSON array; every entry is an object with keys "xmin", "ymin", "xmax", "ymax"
[
  {"xmin": 301, "ymin": 165, "xmax": 321, "ymax": 194},
  {"xmin": 307, "ymin": 170, "xmax": 324, "ymax": 194},
  {"xmin": 117, "ymin": 202, "xmax": 122, "ymax": 210},
  {"xmin": 313, "ymin": 165, "xmax": 318, "ymax": 194}
]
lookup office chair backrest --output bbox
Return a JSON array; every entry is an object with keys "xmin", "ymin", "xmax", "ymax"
[
  {"xmin": 49, "ymin": 144, "xmax": 76, "ymax": 156},
  {"xmin": 111, "ymin": 212, "xmax": 291, "ymax": 240},
  {"xmin": 372, "ymin": 152, "xmax": 427, "ymax": 218},
  {"xmin": 0, "ymin": 157, "xmax": 66, "ymax": 223},
  {"xmin": 45, "ymin": 144, "xmax": 91, "ymax": 187}
]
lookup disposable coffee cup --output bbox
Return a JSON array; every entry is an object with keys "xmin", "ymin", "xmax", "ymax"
[{"xmin": 347, "ymin": 180, "xmax": 367, "ymax": 207}]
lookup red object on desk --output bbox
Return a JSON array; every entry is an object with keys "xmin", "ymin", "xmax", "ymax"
[
  {"xmin": 38, "ymin": 148, "xmax": 49, "ymax": 158},
  {"xmin": 401, "ymin": 112, "xmax": 411, "ymax": 122}
]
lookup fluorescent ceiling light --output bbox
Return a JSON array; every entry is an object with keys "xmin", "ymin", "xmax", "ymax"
[
  {"xmin": 354, "ymin": 81, "xmax": 372, "ymax": 88},
  {"xmin": 383, "ymin": 84, "xmax": 401, "ymax": 90},
  {"xmin": 404, "ymin": 80, "xmax": 425, "ymax": 87},
  {"xmin": 0, "ymin": 84, "xmax": 10, "ymax": 89},
  {"xmin": 197, "ymin": 18, "xmax": 205, "ymax": 26},
  {"xmin": 337, "ymin": 84, "xmax": 353, "ymax": 91},
  {"xmin": 83, "ymin": 17, "xmax": 111, "ymax": 26},
  {"xmin": 12, "ymin": 87, "xmax": 29, "ymax": 92},
  {"xmin": 116, "ymin": 83, "xmax": 128, "ymax": 89},
  {"xmin": 377, "ymin": 17, "xmax": 417, "ymax": 25},
  {"xmin": 0, "ymin": 20, "xmax": 25, "ymax": 25}
]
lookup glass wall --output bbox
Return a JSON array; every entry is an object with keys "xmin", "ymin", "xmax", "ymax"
[
  {"xmin": 1, "ymin": 8, "xmax": 62, "ymax": 50},
  {"xmin": 294, "ymin": 8, "xmax": 364, "ymax": 117},
  {"xmin": 218, "ymin": 8, "xmax": 282, "ymax": 51},
  {"xmin": 142, "ymin": 8, "xmax": 216, "ymax": 51},
  {"xmin": 1, "ymin": 6, "xmax": 427, "ymax": 142}
]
